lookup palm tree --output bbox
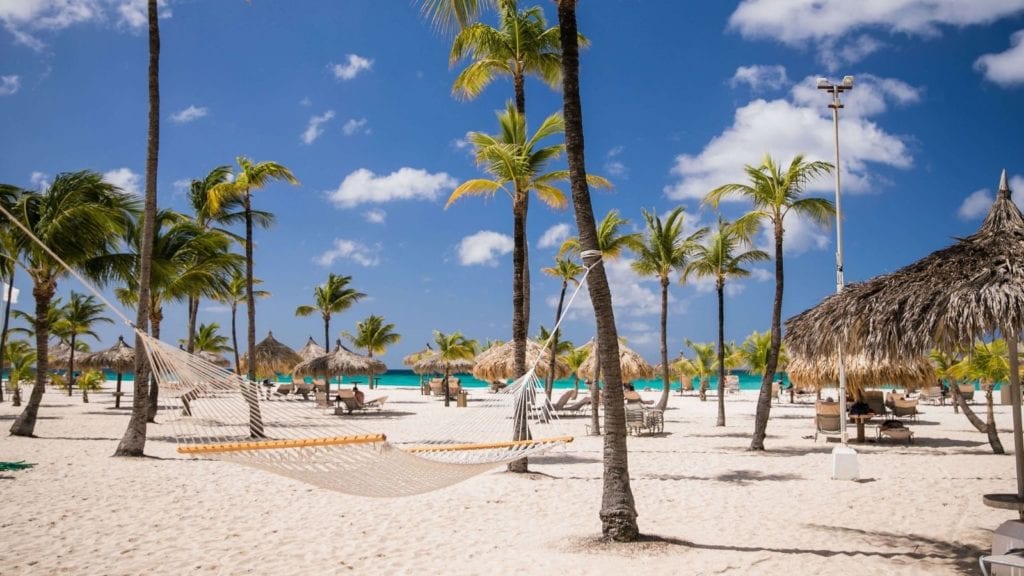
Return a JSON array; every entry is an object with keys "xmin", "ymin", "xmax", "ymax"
[
  {"xmin": 951, "ymin": 341, "xmax": 1012, "ymax": 454},
  {"xmin": 540, "ymin": 256, "xmax": 583, "ymax": 396},
  {"xmin": 208, "ymin": 156, "xmax": 298, "ymax": 384},
  {"xmin": 295, "ymin": 274, "xmax": 366, "ymax": 352},
  {"xmin": 116, "ymin": 0, "xmax": 160, "ymax": 457},
  {"xmin": 117, "ymin": 210, "xmax": 243, "ymax": 421},
  {"xmin": 448, "ymin": 103, "xmax": 608, "ymax": 400},
  {"xmin": 0, "ymin": 189, "xmax": 22, "ymax": 404},
  {"xmin": 183, "ymin": 322, "xmax": 232, "ymax": 355},
  {"xmin": 706, "ymin": 154, "xmax": 833, "ymax": 450},
  {"xmin": 4, "ymin": 339, "xmax": 34, "ymax": 407},
  {"xmin": 564, "ymin": 344, "xmax": 589, "ymax": 395},
  {"xmin": 678, "ymin": 339, "xmax": 717, "ymax": 399},
  {"xmin": 632, "ymin": 207, "xmax": 707, "ymax": 411},
  {"xmin": 184, "ymin": 165, "xmax": 269, "ymax": 352},
  {"xmin": 433, "ymin": 330, "xmax": 478, "ymax": 407},
  {"xmin": 52, "ymin": 292, "xmax": 111, "ymax": 399},
  {"xmin": 683, "ymin": 216, "xmax": 768, "ymax": 426},
  {"xmin": 7, "ymin": 171, "xmax": 137, "ymax": 437},
  {"xmin": 344, "ymin": 315, "xmax": 400, "ymax": 390},
  {"xmin": 739, "ymin": 330, "xmax": 788, "ymax": 379},
  {"xmin": 219, "ymin": 271, "xmax": 270, "ymax": 375}
]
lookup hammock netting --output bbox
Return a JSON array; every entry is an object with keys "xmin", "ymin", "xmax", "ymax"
[{"xmin": 141, "ymin": 331, "xmax": 571, "ymax": 497}]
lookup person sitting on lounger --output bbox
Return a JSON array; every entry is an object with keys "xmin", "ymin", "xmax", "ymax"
[{"xmin": 352, "ymin": 384, "xmax": 364, "ymax": 406}]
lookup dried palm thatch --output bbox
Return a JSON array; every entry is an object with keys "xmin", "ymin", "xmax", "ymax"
[
  {"xmin": 403, "ymin": 345, "xmax": 436, "ymax": 375},
  {"xmin": 292, "ymin": 340, "xmax": 386, "ymax": 377},
  {"xmin": 786, "ymin": 171, "xmax": 1024, "ymax": 362},
  {"xmin": 240, "ymin": 331, "xmax": 302, "ymax": 376},
  {"xmin": 470, "ymin": 339, "xmax": 568, "ymax": 381},
  {"xmin": 195, "ymin": 350, "xmax": 231, "ymax": 368},
  {"xmin": 576, "ymin": 340, "xmax": 654, "ymax": 382},
  {"xmin": 414, "ymin": 353, "xmax": 475, "ymax": 376},
  {"xmin": 787, "ymin": 352, "xmax": 935, "ymax": 391},
  {"xmin": 79, "ymin": 336, "xmax": 135, "ymax": 372},
  {"xmin": 48, "ymin": 341, "xmax": 73, "ymax": 370},
  {"xmin": 296, "ymin": 336, "xmax": 327, "ymax": 363}
]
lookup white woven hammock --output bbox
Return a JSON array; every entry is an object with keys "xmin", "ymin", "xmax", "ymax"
[{"xmin": 0, "ymin": 203, "xmax": 594, "ymax": 498}]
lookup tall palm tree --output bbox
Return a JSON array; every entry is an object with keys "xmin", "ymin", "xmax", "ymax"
[
  {"xmin": 540, "ymin": 256, "xmax": 583, "ymax": 396},
  {"xmin": 678, "ymin": 339, "xmax": 717, "ymax": 399},
  {"xmin": 706, "ymin": 154, "xmax": 833, "ymax": 450},
  {"xmin": 208, "ymin": 156, "xmax": 298, "ymax": 384},
  {"xmin": 683, "ymin": 216, "xmax": 768, "ymax": 427},
  {"xmin": 739, "ymin": 330, "xmax": 788, "ymax": 379},
  {"xmin": 184, "ymin": 165, "xmax": 270, "ymax": 352},
  {"xmin": 564, "ymin": 344, "xmax": 589, "ymax": 395},
  {"xmin": 555, "ymin": 0, "xmax": 638, "ymax": 542},
  {"xmin": 0, "ymin": 186, "xmax": 23, "ymax": 404},
  {"xmin": 52, "ymin": 292, "xmax": 111, "ymax": 399},
  {"xmin": 219, "ymin": 271, "xmax": 270, "ymax": 376},
  {"xmin": 7, "ymin": 171, "xmax": 137, "ymax": 437},
  {"xmin": 116, "ymin": 0, "xmax": 160, "ymax": 457},
  {"xmin": 632, "ymin": 207, "xmax": 707, "ymax": 411},
  {"xmin": 344, "ymin": 315, "xmax": 400, "ymax": 390},
  {"xmin": 118, "ymin": 210, "xmax": 243, "ymax": 421},
  {"xmin": 433, "ymin": 330, "xmax": 478, "ymax": 407},
  {"xmin": 295, "ymin": 274, "xmax": 366, "ymax": 352},
  {"xmin": 448, "ymin": 102, "xmax": 608, "ymax": 405}
]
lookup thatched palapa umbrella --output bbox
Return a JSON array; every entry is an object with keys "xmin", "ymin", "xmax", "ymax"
[
  {"xmin": 48, "ymin": 341, "xmax": 73, "ymax": 370},
  {"xmin": 80, "ymin": 335, "xmax": 134, "ymax": 408},
  {"xmin": 296, "ymin": 336, "xmax": 326, "ymax": 362},
  {"xmin": 471, "ymin": 339, "xmax": 569, "ymax": 382},
  {"xmin": 576, "ymin": 340, "xmax": 654, "ymax": 382},
  {"xmin": 786, "ymin": 352, "xmax": 935, "ymax": 394},
  {"xmin": 785, "ymin": 171, "xmax": 1024, "ymax": 516},
  {"xmin": 293, "ymin": 340, "xmax": 386, "ymax": 396},
  {"xmin": 196, "ymin": 350, "xmax": 231, "ymax": 368},
  {"xmin": 240, "ymin": 331, "xmax": 302, "ymax": 379}
]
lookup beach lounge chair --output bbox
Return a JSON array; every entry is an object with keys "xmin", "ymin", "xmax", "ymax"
[
  {"xmin": 488, "ymin": 380, "xmax": 508, "ymax": 393},
  {"xmin": 363, "ymin": 395, "xmax": 387, "ymax": 410},
  {"xmin": 560, "ymin": 396, "xmax": 591, "ymax": 415},
  {"xmin": 793, "ymin": 386, "xmax": 817, "ymax": 403},
  {"xmin": 862, "ymin": 390, "xmax": 886, "ymax": 418},
  {"xmin": 876, "ymin": 419, "xmax": 914, "ymax": 445},
  {"xmin": 814, "ymin": 401, "xmax": 842, "ymax": 442},
  {"xmin": 623, "ymin": 390, "xmax": 654, "ymax": 405},
  {"xmin": 725, "ymin": 375, "xmax": 740, "ymax": 394},
  {"xmin": 550, "ymin": 389, "xmax": 575, "ymax": 412},
  {"xmin": 625, "ymin": 404, "xmax": 648, "ymax": 436},
  {"xmin": 274, "ymin": 383, "xmax": 294, "ymax": 397},
  {"xmin": 980, "ymin": 549, "xmax": 1024, "ymax": 575},
  {"xmin": 886, "ymin": 393, "xmax": 919, "ymax": 421},
  {"xmin": 918, "ymin": 386, "xmax": 944, "ymax": 405},
  {"xmin": 679, "ymin": 379, "xmax": 695, "ymax": 396},
  {"xmin": 771, "ymin": 381, "xmax": 780, "ymax": 403},
  {"xmin": 293, "ymin": 382, "xmax": 314, "ymax": 400},
  {"xmin": 958, "ymin": 383, "xmax": 976, "ymax": 403}
]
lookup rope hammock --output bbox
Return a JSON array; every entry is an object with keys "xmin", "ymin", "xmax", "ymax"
[{"xmin": 1, "ymin": 203, "xmax": 598, "ymax": 497}]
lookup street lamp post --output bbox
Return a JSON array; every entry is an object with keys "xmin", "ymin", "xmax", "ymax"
[{"xmin": 818, "ymin": 75, "xmax": 855, "ymax": 468}]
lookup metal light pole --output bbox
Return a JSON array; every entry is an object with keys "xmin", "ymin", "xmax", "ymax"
[{"xmin": 818, "ymin": 75, "xmax": 854, "ymax": 447}]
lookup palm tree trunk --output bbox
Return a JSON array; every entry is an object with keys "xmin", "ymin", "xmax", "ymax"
[
  {"xmin": 0, "ymin": 269, "xmax": 14, "ymax": 403},
  {"xmin": 589, "ymin": 347, "xmax": 601, "ymax": 436},
  {"xmin": 115, "ymin": 0, "xmax": 158, "ymax": 457},
  {"xmin": 716, "ymin": 281, "xmax": 726, "ymax": 427},
  {"xmin": 513, "ymin": 71, "xmax": 531, "ymax": 382},
  {"xmin": 230, "ymin": 304, "xmax": 240, "ymax": 375},
  {"xmin": 546, "ymin": 280, "xmax": 569, "ymax": 398},
  {"xmin": 10, "ymin": 281, "xmax": 55, "ymax": 436},
  {"xmin": 242, "ymin": 191, "xmax": 265, "ymax": 438},
  {"xmin": 186, "ymin": 295, "xmax": 198, "ymax": 353},
  {"xmin": 146, "ymin": 306, "xmax": 162, "ymax": 422},
  {"xmin": 985, "ymin": 385, "xmax": 1004, "ymax": 454},
  {"xmin": 323, "ymin": 316, "xmax": 330, "ymax": 358},
  {"xmin": 751, "ymin": 221, "xmax": 784, "ymax": 449},
  {"xmin": 508, "ymin": 191, "xmax": 529, "ymax": 473},
  {"xmin": 655, "ymin": 277, "xmax": 670, "ymax": 411},
  {"xmin": 443, "ymin": 366, "xmax": 451, "ymax": 408},
  {"xmin": 951, "ymin": 382, "xmax": 1004, "ymax": 453},
  {"xmin": 557, "ymin": 0, "xmax": 638, "ymax": 542},
  {"xmin": 68, "ymin": 334, "xmax": 77, "ymax": 397}
]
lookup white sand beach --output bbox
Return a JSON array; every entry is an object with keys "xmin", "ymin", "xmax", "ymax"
[{"xmin": 0, "ymin": 386, "xmax": 1014, "ymax": 575}]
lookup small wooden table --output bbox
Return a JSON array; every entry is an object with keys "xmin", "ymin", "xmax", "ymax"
[{"xmin": 848, "ymin": 414, "xmax": 875, "ymax": 443}]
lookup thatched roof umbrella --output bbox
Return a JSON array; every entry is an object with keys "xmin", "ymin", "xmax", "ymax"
[
  {"xmin": 784, "ymin": 171, "xmax": 1024, "ymax": 515},
  {"xmin": 240, "ymin": 331, "xmax": 302, "ymax": 379},
  {"xmin": 576, "ymin": 340, "xmax": 654, "ymax": 382},
  {"xmin": 293, "ymin": 340, "xmax": 386, "ymax": 395},
  {"xmin": 79, "ymin": 335, "xmax": 134, "ymax": 408},
  {"xmin": 403, "ymin": 344, "xmax": 436, "ymax": 375},
  {"xmin": 470, "ymin": 339, "xmax": 569, "ymax": 382},
  {"xmin": 196, "ymin": 350, "xmax": 231, "ymax": 368},
  {"xmin": 414, "ymin": 353, "xmax": 475, "ymax": 377},
  {"xmin": 296, "ymin": 336, "xmax": 326, "ymax": 362},
  {"xmin": 787, "ymin": 352, "xmax": 936, "ymax": 394},
  {"xmin": 48, "ymin": 341, "xmax": 73, "ymax": 370}
]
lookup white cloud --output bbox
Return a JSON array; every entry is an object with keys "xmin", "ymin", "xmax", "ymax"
[
  {"xmin": 553, "ymin": 257, "xmax": 663, "ymax": 321},
  {"xmin": 315, "ymin": 238, "xmax": 381, "ymax": 267},
  {"xmin": 301, "ymin": 110, "xmax": 335, "ymax": 145},
  {"xmin": 363, "ymin": 208, "xmax": 386, "ymax": 224},
  {"xmin": 29, "ymin": 170, "xmax": 49, "ymax": 190},
  {"xmin": 0, "ymin": 0, "xmax": 170, "ymax": 49},
  {"xmin": 326, "ymin": 167, "xmax": 457, "ymax": 208},
  {"xmin": 169, "ymin": 105, "xmax": 207, "ymax": 124},
  {"xmin": 0, "ymin": 74, "xmax": 20, "ymax": 95},
  {"xmin": 665, "ymin": 75, "xmax": 916, "ymax": 201},
  {"xmin": 752, "ymin": 211, "xmax": 831, "ymax": 256},
  {"xmin": 331, "ymin": 54, "xmax": 373, "ymax": 80},
  {"xmin": 538, "ymin": 223, "xmax": 571, "ymax": 249},
  {"xmin": 172, "ymin": 178, "xmax": 191, "ymax": 192},
  {"xmin": 728, "ymin": 0, "xmax": 1024, "ymax": 69},
  {"xmin": 102, "ymin": 167, "xmax": 140, "ymax": 195},
  {"xmin": 959, "ymin": 188, "xmax": 993, "ymax": 220},
  {"xmin": 342, "ymin": 117, "xmax": 369, "ymax": 136},
  {"xmin": 604, "ymin": 146, "xmax": 626, "ymax": 177},
  {"xmin": 730, "ymin": 65, "xmax": 788, "ymax": 91},
  {"xmin": 976, "ymin": 29, "xmax": 1024, "ymax": 87},
  {"xmin": 457, "ymin": 231, "xmax": 513, "ymax": 266},
  {"xmin": 202, "ymin": 304, "xmax": 230, "ymax": 314},
  {"xmin": 299, "ymin": 96, "xmax": 311, "ymax": 107}
]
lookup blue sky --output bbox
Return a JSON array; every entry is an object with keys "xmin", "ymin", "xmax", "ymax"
[{"xmin": 2, "ymin": 1, "xmax": 1024, "ymax": 367}]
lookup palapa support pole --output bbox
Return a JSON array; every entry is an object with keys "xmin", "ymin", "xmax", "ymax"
[{"xmin": 1010, "ymin": 330, "xmax": 1024, "ymax": 521}]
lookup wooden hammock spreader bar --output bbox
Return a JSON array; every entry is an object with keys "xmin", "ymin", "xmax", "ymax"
[
  {"xmin": 177, "ymin": 433, "xmax": 387, "ymax": 455},
  {"xmin": 403, "ymin": 435, "xmax": 573, "ymax": 454}
]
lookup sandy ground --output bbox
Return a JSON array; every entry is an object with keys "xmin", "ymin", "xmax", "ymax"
[{"xmin": 0, "ymin": 385, "xmax": 1016, "ymax": 575}]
